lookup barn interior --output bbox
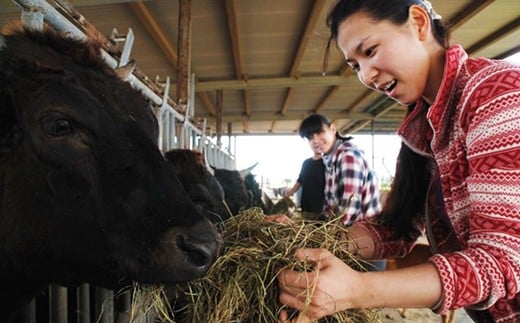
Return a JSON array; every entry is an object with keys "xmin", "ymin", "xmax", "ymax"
[
  {"xmin": 0, "ymin": 1, "xmax": 518, "ymax": 322},
  {"xmin": 1, "ymin": 0, "xmax": 518, "ymax": 143}
]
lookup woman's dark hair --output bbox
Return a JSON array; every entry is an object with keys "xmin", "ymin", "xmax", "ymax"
[
  {"xmin": 376, "ymin": 104, "xmax": 434, "ymax": 239},
  {"xmin": 298, "ymin": 114, "xmax": 331, "ymax": 139},
  {"xmin": 378, "ymin": 140, "xmax": 433, "ymax": 239},
  {"xmin": 323, "ymin": 0, "xmax": 449, "ymax": 74},
  {"xmin": 298, "ymin": 114, "xmax": 351, "ymax": 141}
]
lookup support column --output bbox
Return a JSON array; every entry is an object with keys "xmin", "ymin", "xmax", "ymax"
[
  {"xmin": 216, "ymin": 90, "xmax": 223, "ymax": 146},
  {"xmin": 176, "ymin": 0, "xmax": 191, "ymax": 107}
]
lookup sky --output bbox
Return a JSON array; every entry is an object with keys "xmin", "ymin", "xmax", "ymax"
[{"xmin": 232, "ymin": 52, "xmax": 520, "ymax": 189}]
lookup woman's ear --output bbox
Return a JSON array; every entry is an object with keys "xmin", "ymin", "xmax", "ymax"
[
  {"xmin": 408, "ymin": 4, "xmax": 431, "ymax": 41},
  {"xmin": 330, "ymin": 123, "xmax": 337, "ymax": 135}
]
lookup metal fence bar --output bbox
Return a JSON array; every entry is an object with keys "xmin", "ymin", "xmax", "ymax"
[
  {"xmin": 77, "ymin": 283, "xmax": 90, "ymax": 323},
  {"xmin": 20, "ymin": 299, "xmax": 36, "ymax": 323},
  {"xmin": 49, "ymin": 285, "xmax": 67, "ymax": 323}
]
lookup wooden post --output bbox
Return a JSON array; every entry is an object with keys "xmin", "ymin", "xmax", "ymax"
[
  {"xmin": 177, "ymin": 0, "xmax": 191, "ymax": 107},
  {"xmin": 216, "ymin": 89, "xmax": 223, "ymax": 146},
  {"xmin": 227, "ymin": 122, "xmax": 232, "ymax": 153}
]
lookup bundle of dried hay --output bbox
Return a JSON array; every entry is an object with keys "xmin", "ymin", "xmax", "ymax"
[{"xmin": 132, "ymin": 207, "xmax": 380, "ymax": 322}]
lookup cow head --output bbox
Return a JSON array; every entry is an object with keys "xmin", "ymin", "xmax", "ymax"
[
  {"xmin": 165, "ymin": 149, "xmax": 230, "ymax": 223},
  {"xmin": 212, "ymin": 167, "xmax": 251, "ymax": 216},
  {"xmin": 0, "ymin": 24, "xmax": 222, "ymax": 310}
]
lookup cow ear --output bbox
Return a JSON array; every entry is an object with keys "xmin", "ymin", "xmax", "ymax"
[{"xmin": 239, "ymin": 162, "xmax": 258, "ymax": 179}]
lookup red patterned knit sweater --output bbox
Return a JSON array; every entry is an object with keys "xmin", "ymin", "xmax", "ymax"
[{"xmin": 358, "ymin": 45, "xmax": 520, "ymax": 322}]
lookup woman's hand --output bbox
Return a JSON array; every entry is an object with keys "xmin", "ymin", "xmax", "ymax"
[
  {"xmin": 277, "ymin": 248, "xmax": 444, "ymax": 321},
  {"xmin": 278, "ymin": 309, "xmax": 313, "ymax": 323},
  {"xmin": 277, "ymin": 248, "xmax": 364, "ymax": 321},
  {"xmin": 264, "ymin": 213, "xmax": 294, "ymax": 224}
]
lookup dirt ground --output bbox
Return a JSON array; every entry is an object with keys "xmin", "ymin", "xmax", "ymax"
[{"xmin": 379, "ymin": 307, "xmax": 474, "ymax": 323}]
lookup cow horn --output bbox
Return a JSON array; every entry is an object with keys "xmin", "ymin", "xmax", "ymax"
[
  {"xmin": 115, "ymin": 59, "xmax": 136, "ymax": 81},
  {"xmin": 239, "ymin": 162, "xmax": 258, "ymax": 179},
  {"xmin": 201, "ymin": 149, "xmax": 215, "ymax": 175},
  {"xmin": 199, "ymin": 149, "xmax": 215, "ymax": 176}
]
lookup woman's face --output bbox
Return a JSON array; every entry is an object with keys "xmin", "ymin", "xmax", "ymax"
[
  {"xmin": 307, "ymin": 124, "xmax": 336, "ymax": 154},
  {"xmin": 336, "ymin": 10, "xmax": 431, "ymax": 105}
]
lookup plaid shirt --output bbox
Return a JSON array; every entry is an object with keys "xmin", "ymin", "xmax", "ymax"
[{"xmin": 322, "ymin": 139, "xmax": 381, "ymax": 225}]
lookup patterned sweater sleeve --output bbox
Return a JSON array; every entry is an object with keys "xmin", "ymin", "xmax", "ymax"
[
  {"xmin": 429, "ymin": 63, "xmax": 520, "ymax": 313},
  {"xmin": 355, "ymin": 219, "xmax": 421, "ymax": 259}
]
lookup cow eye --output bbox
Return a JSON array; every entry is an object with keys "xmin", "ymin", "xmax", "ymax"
[{"xmin": 42, "ymin": 118, "xmax": 74, "ymax": 137}]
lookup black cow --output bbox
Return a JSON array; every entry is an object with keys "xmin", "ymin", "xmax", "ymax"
[
  {"xmin": 0, "ymin": 24, "xmax": 221, "ymax": 320},
  {"xmin": 212, "ymin": 167, "xmax": 252, "ymax": 216},
  {"xmin": 165, "ymin": 149, "xmax": 231, "ymax": 223},
  {"xmin": 244, "ymin": 171, "xmax": 275, "ymax": 212},
  {"xmin": 212, "ymin": 164, "xmax": 275, "ymax": 216}
]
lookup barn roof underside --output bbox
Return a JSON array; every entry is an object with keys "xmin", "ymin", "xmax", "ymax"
[{"xmin": 1, "ymin": 0, "xmax": 518, "ymax": 137}]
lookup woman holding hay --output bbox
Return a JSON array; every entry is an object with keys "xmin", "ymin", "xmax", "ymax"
[
  {"xmin": 295, "ymin": 113, "xmax": 381, "ymax": 226},
  {"xmin": 276, "ymin": 0, "xmax": 520, "ymax": 322},
  {"xmin": 294, "ymin": 113, "xmax": 387, "ymax": 272}
]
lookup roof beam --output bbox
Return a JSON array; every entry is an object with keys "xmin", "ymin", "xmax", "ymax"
[
  {"xmin": 314, "ymin": 86, "xmax": 340, "ymax": 113},
  {"xmin": 195, "ymin": 75, "xmax": 354, "ymax": 91},
  {"xmin": 343, "ymin": 89, "xmax": 373, "ymax": 113},
  {"xmin": 274, "ymin": 0, "xmax": 327, "ymax": 132},
  {"xmin": 445, "ymin": 0, "xmax": 495, "ymax": 30},
  {"xmin": 224, "ymin": 0, "xmax": 244, "ymax": 81},
  {"xmin": 198, "ymin": 92, "xmax": 218, "ymax": 116},
  {"xmin": 466, "ymin": 17, "xmax": 520, "ymax": 54},
  {"xmin": 494, "ymin": 44, "xmax": 520, "ymax": 60},
  {"xmin": 130, "ymin": 1, "xmax": 218, "ymax": 115},
  {"xmin": 288, "ymin": 0, "xmax": 327, "ymax": 77},
  {"xmin": 129, "ymin": 2, "xmax": 178, "ymax": 66},
  {"xmin": 224, "ymin": 0, "xmax": 251, "ymax": 135},
  {"xmin": 209, "ymin": 111, "xmax": 374, "ymax": 123}
]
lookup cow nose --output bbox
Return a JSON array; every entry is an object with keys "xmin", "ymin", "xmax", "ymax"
[{"xmin": 176, "ymin": 220, "xmax": 223, "ymax": 269}]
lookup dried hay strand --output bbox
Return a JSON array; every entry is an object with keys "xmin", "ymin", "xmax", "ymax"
[
  {"xmin": 129, "ymin": 284, "xmax": 175, "ymax": 323},
  {"xmin": 131, "ymin": 207, "xmax": 381, "ymax": 322}
]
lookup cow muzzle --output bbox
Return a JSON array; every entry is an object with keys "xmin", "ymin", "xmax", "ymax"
[{"xmin": 143, "ymin": 219, "xmax": 223, "ymax": 283}]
